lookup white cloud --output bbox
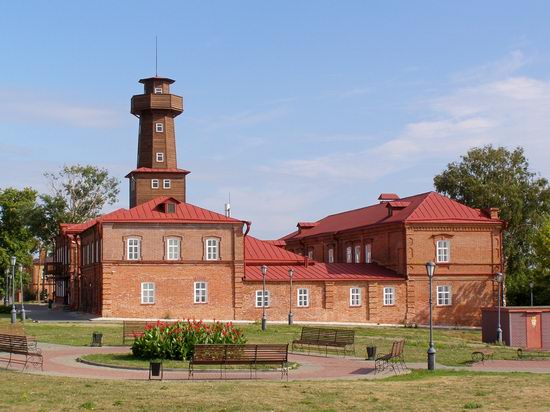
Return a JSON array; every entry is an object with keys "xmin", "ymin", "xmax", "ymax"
[
  {"xmin": 0, "ymin": 90, "xmax": 123, "ymax": 128},
  {"xmin": 271, "ymin": 57, "xmax": 550, "ymax": 182}
]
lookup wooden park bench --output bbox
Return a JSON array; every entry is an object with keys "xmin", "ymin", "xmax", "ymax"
[
  {"xmin": 471, "ymin": 348, "xmax": 494, "ymax": 363},
  {"xmin": 0, "ymin": 333, "xmax": 43, "ymax": 371},
  {"xmin": 374, "ymin": 339, "xmax": 406, "ymax": 373},
  {"xmin": 122, "ymin": 321, "xmax": 170, "ymax": 344},
  {"xmin": 291, "ymin": 326, "xmax": 355, "ymax": 356},
  {"xmin": 189, "ymin": 344, "xmax": 289, "ymax": 380}
]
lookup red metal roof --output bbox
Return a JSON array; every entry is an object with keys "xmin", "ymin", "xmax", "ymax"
[
  {"xmin": 283, "ymin": 192, "xmax": 500, "ymax": 240},
  {"xmin": 262, "ymin": 239, "xmax": 287, "ymax": 247},
  {"xmin": 125, "ymin": 168, "xmax": 191, "ymax": 178},
  {"xmin": 245, "ymin": 236, "xmax": 305, "ymax": 264},
  {"xmin": 61, "ymin": 197, "xmax": 242, "ymax": 234},
  {"xmin": 387, "ymin": 201, "xmax": 410, "ymax": 209},
  {"xmin": 100, "ymin": 197, "xmax": 242, "ymax": 224},
  {"xmin": 244, "ymin": 263, "xmax": 402, "ymax": 282}
]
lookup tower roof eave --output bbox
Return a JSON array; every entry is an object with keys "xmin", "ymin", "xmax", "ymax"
[{"xmin": 139, "ymin": 76, "xmax": 175, "ymax": 84}]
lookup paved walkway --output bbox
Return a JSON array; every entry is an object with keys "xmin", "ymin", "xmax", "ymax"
[
  {"xmin": 9, "ymin": 343, "xmax": 401, "ymax": 381},
  {"xmin": 21, "ymin": 304, "xmax": 96, "ymax": 322},
  {"xmin": 4, "ymin": 342, "xmax": 550, "ymax": 381}
]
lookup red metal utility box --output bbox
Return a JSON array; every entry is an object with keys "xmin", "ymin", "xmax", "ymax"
[{"xmin": 481, "ymin": 307, "xmax": 550, "ymax": 350}]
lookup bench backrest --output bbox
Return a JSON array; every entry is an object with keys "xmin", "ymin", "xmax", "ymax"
[
  {"xmin": 123, "ymin": 321, "xmax": 151, "ymax": 336},
  {"xmin": 300, "ymin": 326, "xmax": 355, "ymax": 345},
  {"xmin": 391, "ymin": 339, "xmax": 405, "ymax": 357},
  {"xmin": 0, "ymin": 333, "xmax": 36, "ymax": 354},
  {"xmin": 193, "ymin": 344, "xmax": 288, "ymax": 363}
]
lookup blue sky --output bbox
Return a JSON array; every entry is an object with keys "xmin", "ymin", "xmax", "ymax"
[{"xmin": 1, "ymin": 1, "xmax": 550, "ymax": 239}]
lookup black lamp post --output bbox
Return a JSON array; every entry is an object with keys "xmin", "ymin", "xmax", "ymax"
[
  {"xmin": 288, "ymin": 268, "xmax": 294, "ymax": 325},
  {"xmin": 3, "ymin": 267, "xmax": 8, "ymax": 306},
  {"xmin": 19, "ymin": 264, "xmax": 26, "ymax": 322},
  {"xmin": 261, "ymin": 265, "xmax": 268, "ymax": 331},
  {"xmin": 426, "ymin": 261, "xmax": 436, "ymax": 370},
  {"xmin": 495, "ymin": 272, "xmax": 504, "ymax": 344},
  {"xmin": 10, "ymin": 256, "xmax": 17, "ymax": 324},
  {"xmin": 530, "ymin": 280, "xmax": 534, "ymax": 307}
]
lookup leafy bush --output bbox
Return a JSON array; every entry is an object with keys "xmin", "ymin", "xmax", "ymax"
[{"xmin": 131, "ymin": 320, "xmax": 246, "ymax": 360}]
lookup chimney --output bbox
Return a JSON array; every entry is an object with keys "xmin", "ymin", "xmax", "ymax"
[
  {"xmin": 482, "ymin": 207, "xmax": 500, "ymax": 219},
  {"xmin": 378, "ymin": 193, "xmax": 400, "ymax": 203}
]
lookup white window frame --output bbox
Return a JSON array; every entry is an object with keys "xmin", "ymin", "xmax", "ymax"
[
  {"xmin": 437, "ymin": 285, "xmax": 452, "ymax": 306},
  {"xmin": 436, "ymin": 240, "xmax": 450, "ymax": 263},
  {"xmin": 255, "ymin": 290, "xmax": 270, "ymax": 307},
  {"xmin": 141, "ymin": 282, "xmax": 155, "ymax": 304},
  {"xmin": 350, "ymin": 287, "xmax": 361, "ymax": 307},
  {"xmin": 346, "ymin": 246, "xmax": 353, "ymax": 263},
  {"xmin": 151, "ymin": 179, "xmax": 159, "ymax": 189},
  {"xmin": 166, "ymin": 238, "xmax": 180, "ymax": 261},
  {"xmin": 154, "ymin": 87, "xmax": 163, "ymax": 94},
  {"xmin": 194, "ymin": 281, "xmax": 208, "ymax": 304},
  {"xmin": 297, "ymin": 288, "xmax": 309, "ymax": 307},
  {"xmin": 155, "ymin": 122, "xmax": 164, "ymax": 133},
  {"xmin": 354, "ymin": 245, "xmax": 361, "ymax": 263},
  {"xmin": 328, "ymin": 247, "xmax": 334, "ymax": 263},
  {"xmin": 383, "ymin": 287, "xmax": 395, "ymax": 306},
  {"xmin": 205, "ymin": 238, "xmax": 220, "ymax": 261},
  {"xmin": 163, "ymin": 179, "xmax": 171, "ymax": 189},
  {"xmin": 156, "ymin": 152, "xmax": 164, "ymax": 162},
  {"xmin": 127, "ymin": 238, "xmax": 141, "ymax": 261},
  {"xmin": 365, "ymin": 243, "xmax": 372, "ymax": 263},
  {"xmin": 307, "ymin": 249, "xmax": 314, "ymax": 260}
]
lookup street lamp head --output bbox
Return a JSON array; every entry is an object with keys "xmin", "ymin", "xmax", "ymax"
[
  {"xmin": 288, "ymin": 268, "xmax": 294, "ymax": 279},
  {"xmin": 261, "ymin": 265, "xmax": 268, "ymax": 276},
  {"xmin": 18, "ymin": 264, "xmax": 23, "ymax": 273},
  {"xmin": 425, "ymin": 261, "xmax": 436, "ymax": 278},
  {"xmin": 10, "ymin": 256, "xmax": 16, "ymax": 267},
  {"xmin": 529, "ymin": 281, "xmax": 534, "ymax": 288},
  {"xmin": 495, "ymin": 272, "xmax": 504, "ymax": 283}
]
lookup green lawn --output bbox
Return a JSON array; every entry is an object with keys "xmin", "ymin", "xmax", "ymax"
[
  {"xmin": 1, "ymin": 318, "xmax": 548, "ymax": 366},
  {"xmin": 1, "ymin": 369, "xmax": 549, "ymax": 411}
]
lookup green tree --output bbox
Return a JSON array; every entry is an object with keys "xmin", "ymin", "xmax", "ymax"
[
  {"xmin": 532, "ymin": 215, "xmax": 550, "ymax": 305},
  {"xmin": 433, "ymin": 145, "xmax": 550, "ymax": 305},
  {"xmin": 0, "ymin": 187, "xmax": 40, "ymax": 297},
  {"xmin": 34, "ymin": 165, "xmax": 120, "ymax": 249}
]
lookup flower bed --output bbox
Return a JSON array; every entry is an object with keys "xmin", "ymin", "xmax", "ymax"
[{"xmin": 131, "ymin": 320, "xmax": 246, "ymax": 360}]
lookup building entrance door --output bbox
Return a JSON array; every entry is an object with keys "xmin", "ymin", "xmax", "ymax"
[{"xmin": 525, "ymin": 313, "xmax": 542, "ymax": 349}]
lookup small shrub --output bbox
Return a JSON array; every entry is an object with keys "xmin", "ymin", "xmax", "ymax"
[
  {"xmin": 80, "ymin": 401, "xmax": 96, "ymax": 410},
  {"xmin": 463, "ymin": 401, "xmax": 482, "ymax": 409},
  {"xmin": 131, "ymin": 320, "xmax": 246, "ymax": 360}
]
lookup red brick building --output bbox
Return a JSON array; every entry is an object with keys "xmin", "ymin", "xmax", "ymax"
[{"xmin": 50, "ymin": 75, "xmax": 504, "ymax": 326}]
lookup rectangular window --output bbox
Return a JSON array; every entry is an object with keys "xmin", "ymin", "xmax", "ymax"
[
  {"xmin": 350, "ymin": 287, "xmax": 361, "ymax": 307},
  {"xmin": 127, "ymin": 238, "xmax": 140, "ymax": 260},
  {"xmin": 95, "ymin": 240, "xmax": 99, "ymax": 263},
  {"xmin": 307, "ymin": 249, "xmax": 314, "ymax": 259},
  {"xmin": 156, "ymin": 152, "xmax": 164, "ymax": 162},
  {"xmin": 154, "ymin": 87, "xmax": 163, "ymax": 94},
  {"xmin": 354, "ymin": 245, "xmax": 361, "ymax": 263},
  {"xmin": 436, "ymin": 240, "xmax": 450, "ymax": 263},
  {"xmin": 297, "ymin": 288, "xmax": 309, "ymax": 307},
  {"xmin": 384, "ymin": 287, "xmax": 395, "ymax": 305},
  {"xmin": 163, "ymin": 179, "xmax": 171, "ymax": 189},
  {"xmin": 155, "ymin": 123, "xmax": 164, "ymax": 133},
  {"xmin": 166, "ymin": 238, "xmax": 180, "ymax": 260},
  {"xmin": 141, "ymin": 282, "xmax": 155, "ymax": 304},
  {"xmin": 365, "ymin": 243, "xmax": 372, "ymax": 263},
  {"xmin": 194, "ymin": 281, "xmax": 207, "ymax": 304},
  {"xmin": 437, "ymin": 285, "xmax": 452, "ymax": 306},
  {"xmin": 346, "ymin": 246, "xmax": 353, "ymax": 263},
  {"xmin": 328, "ymin": 247, "xmax": 334, "ymax": 263},
  {"xmin": 255, "ymin": 290, "xmax": 270, "ymax": 307},
  {"xmin": 206, "ymin": 238, "xmax": 219, "ymax": 260},
  {"xmin": 151, "ymin": 179, "xmax": 159, "ymax": 189}
]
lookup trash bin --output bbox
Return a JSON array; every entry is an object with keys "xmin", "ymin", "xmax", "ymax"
[
  {"xmin": 366, "ymin": 346, "xmax": 377, "ymax": 360},
  {"xmin": 149, "ymin": 360, "xmax": 163, "ymax": 380},
  {"xmin": 91, "ymin": 332, "xmax": 103, "ymax": 347},
  {"xmin": 48, "ymin": 299, "xmax": 53, "ymax": 309}
]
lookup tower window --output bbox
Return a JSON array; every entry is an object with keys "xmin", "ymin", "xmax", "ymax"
[
  {"xmin": 151, "ymin": 179, "xmax": 159, "ymax": 189},
  {"xmin": 155, "ymin": 123, "xmax": 164, "ymax": 133},
  {"xmin": 156, "ymin": 152, "xmax": 164, "ymax": 162},
  {"xmin": 163, "ymin": 179, "xmax": 171, "ymax": 189},
  {"xmin": 154, "ymin": 87, "xmax": 163, "ymax": 94}
]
